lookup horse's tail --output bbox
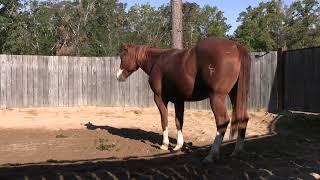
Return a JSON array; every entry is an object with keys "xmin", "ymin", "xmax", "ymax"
[{"xmin": 229, "ymin": 45, "xmax": 251, "ymax": 139}]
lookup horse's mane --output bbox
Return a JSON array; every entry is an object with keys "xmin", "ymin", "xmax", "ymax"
[
  {"xmin": 131, "ymin": 44, "xmax": 172, "ymax": 60},
  {"xmin": 134, "ymin": 45, "xmax": 150, "ymax": 60}
]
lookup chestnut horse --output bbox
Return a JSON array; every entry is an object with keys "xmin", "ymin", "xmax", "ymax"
[{"xmin": 116, "ymin": 37, "xmax": 251, "ymax": 162}]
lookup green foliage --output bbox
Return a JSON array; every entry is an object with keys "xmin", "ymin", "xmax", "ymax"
[
  {"xmin": 0, "ymin": 0, "xmax": 230, "ymax": 56},
  {"xmin": 182, "ymin": 3, "xmax": 230, "ymax": 48},
  {"xmin": 124, "ymin": 3, "xmax": 171, "ymax": 48},
  {"xmin": 234, "ymin": 0, "xmax": 286, "ymax": 51},
  {"xmin": 284, "ymin": 0, "xmax": 320, "ymax": 49},
  {"xmin": 234, "ymin": 0, "xmax": 320, "ymax": 51},
  {"xmin": 1, "ymin": 0, "xmax": 319, "ymax": 55}
]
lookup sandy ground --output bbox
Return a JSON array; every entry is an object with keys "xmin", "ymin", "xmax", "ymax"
[
  {"xmin": 0, "ymin": 107, "xmax": 275, "ymax": 165},
  {"xmin": 0, "ymin": 108, "xmax": 319, "ymax": 179}
]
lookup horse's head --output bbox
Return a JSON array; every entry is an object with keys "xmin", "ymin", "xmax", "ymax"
[{"xmin": 117, "ymin": 44, "xmax": 145, "ymax": 81}]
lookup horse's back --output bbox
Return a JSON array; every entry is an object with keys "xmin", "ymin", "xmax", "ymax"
[{"xmin": 195, "ymin": 38, "xmax": 243, "ymax": 58}]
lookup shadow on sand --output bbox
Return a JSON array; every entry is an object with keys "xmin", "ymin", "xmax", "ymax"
[
  {"xmin": 84, "ymin": 122, "xmax": 194, "ymax": 151},
  {"xmin": 0, "ymin": 111, "xmax": 319, "ymax": 179}
]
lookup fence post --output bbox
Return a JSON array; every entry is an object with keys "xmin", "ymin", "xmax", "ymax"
[{"xmin": 276, "ymin": 47, "xmax": 287, "ymax": 112}]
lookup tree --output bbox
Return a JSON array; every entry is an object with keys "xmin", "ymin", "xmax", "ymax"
[
  {"xmin": 77, "ymin": 0, "xmax": 127, "ymax": 56},
  {"xmin": 182, "ymin": 2, "xmax": 200, "ymax": 48},
  {"xmin": 196, "ymin": 5, "xmax": 230, "ymax": 39},
  {"xmin": 182, "ymin": 3, "xmax": 230, "ymax": 48},
  {"xmin": 284, "ymin": 0, "xmax": 320, "ymax": 49},
  {"xmin": 125, "ymin": 3, "xmax": 170, "ymax": 48},
  {"xmin": 171, "ymin": 0, "xmax": 183, "ymax": 49},
  {"xmin": 234, "ymin": 0, "xmax": 320, "ymax": 51},
  {"xmin": 0, "ymin": 0, "xmax": 28, "ymax": 54},
  {"xmin": 234, "ymin": 0, "xmax": 285, "ymax": 51},
  {"xmin": 0, "ymin": 0, "xmax": 231, "ymax": 55}
]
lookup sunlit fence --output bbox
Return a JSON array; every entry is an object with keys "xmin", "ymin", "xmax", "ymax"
[{"xmin": 0, "ymin": 52, "xmax": 278, "ymax": 111}]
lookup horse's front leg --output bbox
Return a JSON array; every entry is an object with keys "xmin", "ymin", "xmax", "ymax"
[
  {"xmin": 173, "ymin": 101, "xmax": 184, "ymax": 151},
  {"xmin": 154, "ymin": 94, "xmax": 169, "ymax": 150}
]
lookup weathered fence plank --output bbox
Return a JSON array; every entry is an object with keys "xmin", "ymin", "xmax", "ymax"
[
  {"xmin": 268, "ymin": 52, "xmax": 278, "ymax": 112},
  {"xmin": 11, "ymin": 55, "xmax": 17, "ymax": 107},
  {"xmin": 90, "ymin": 58, "xmax": 98, "ymax": 106},
  {"xmin": 0, "ymin": 55, "xmax": 7, "ymax": 108},
  {"xmin": 43, "ymin": 56, "xmax": 49, "ymax": 106},
  {"xmin": 22, "ymin": 55, "xmax": 28, "ymax": 107},
  {"xmin": 63, "ymin": 56, "xmax": 69, "ymax": 106},
  {"xmin": 68, "ymin": 56, "xmax": 74, "ymax": 106},
  {"xmin": 27, "ymin": 56, "xmax": 34, "ymax": 106},
  {"xmin": 96, "ymin": 57, "xmax": 104, "ymax": 106},
  {"xmin": 33, "ymin": 56, "xmax": 39, "ymax": 107},
  {"xmin": 58, "ymin": 56, "xmax": 63, "ymax": 106},
  {"xmin": 16, "ymin": 55, "xmax": 23, "ymax": 107},
  {"xmin": 48, "ymin": 56, "xmax": 58, "ymax": 106},
  {"xmin": 73, "ymin": 56, "xmax": 81, "ymax": 106},
  {"xmin": 118, "ymin": 59, "xmax": 126, "ymax": 107},
  {"xmin": 110, "ymin": 57, "xmax": 119, "ymax": 106},
  {"xmin": 104, "ymin": 57, "xmax": 111, "ymax": 106},
  {"xmin": 141, "ymin": 73, "xmax": 150, "ymax": 108},
  {"xmin": 6, "ymin": 55, "xmax": 12, "ymax": 108},
  {"xmin": 81, "ymin": 57, "xmax": 88, "ymax": 106},
  {"xmin": 37, "ymin": 56, "xmax": 44, "ymax": 106}
]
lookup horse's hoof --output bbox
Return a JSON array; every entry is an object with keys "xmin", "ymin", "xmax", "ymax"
[
  {"xmin": 160, "ymin": 144, "xmax": 169, "ymax": 150},
  {"xmin": 202, "ymin": 156, "xmax": 213, "ymax": 164},
  {"xmin": 173, "ymin": 144, "xmax": 183, "ymax": 151},
  {"xmin": 230, "ymin": 150, "xmax": 238, "ymax": 157},
  {"xmin": 231, "ymin": 149, "xmax": 246, "ymax": 157}
]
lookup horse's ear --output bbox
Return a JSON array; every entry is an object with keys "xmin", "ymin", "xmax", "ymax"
[
  {"xmin": 121, "ymin": 43, "xmax": 127, "ymax": 50},
  {"xmin": 121, "ymin": 43, "xmax": 133, "ymax": 50}
]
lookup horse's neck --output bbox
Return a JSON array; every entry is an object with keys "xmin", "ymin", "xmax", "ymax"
[{"xmin": 139, "ymin": 47, "xmax": 169, "ymax": 75}]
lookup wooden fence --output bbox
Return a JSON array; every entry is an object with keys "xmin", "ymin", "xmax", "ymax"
[
  {"xmin": 0, "ymin": 52, "xmax": 278, "ymax": 111},
  {"xmin": 283, "ymin": 47, "xmax": 320, "ymax": 112}
]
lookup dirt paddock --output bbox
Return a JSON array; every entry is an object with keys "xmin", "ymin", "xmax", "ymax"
[{"xmin": 0, "ymin": 107, "xmax": 319, "ymax": 179}]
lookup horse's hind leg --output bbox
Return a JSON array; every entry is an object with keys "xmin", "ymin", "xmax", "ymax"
[
  {"xmin": 229, "ymin": 84, "xmax": 249, "ymax": 156},
  {"xmin": 231, "ymin": 112, "xmax": 249, "ymax": 156},
  {"xmin": 154, "ymin": 94, "xmax": 169, "ymax": 150},
  {"xmin": 203, "ymin": 93, "xmax": 229, "ymax": 163},
  {"xmin": 173, "ymin": 101, "xmax": 184, "ymax": 151}
]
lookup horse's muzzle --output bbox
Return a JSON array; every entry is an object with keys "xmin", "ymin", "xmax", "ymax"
[{"xmin": 116, "ymin": 69, "xmax": 126, "ymax": 81}]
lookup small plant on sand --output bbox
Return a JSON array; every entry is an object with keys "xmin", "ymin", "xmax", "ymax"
[
  {"xmin": 95, "ymin": 138, "xmax": 116, "ymax": 151},
  {"xmin": 56, "ymin": 134, "xmax": 68, "ymax": 138}
]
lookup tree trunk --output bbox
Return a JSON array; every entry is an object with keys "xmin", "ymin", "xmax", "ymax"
[{"xmin": 171, "ymin": 0, "xmax": 183, "ymax": 49}]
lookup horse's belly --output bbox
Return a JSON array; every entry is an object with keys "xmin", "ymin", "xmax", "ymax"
[
  {"xmin": 164, "ymin": 78, "xmax": 210, "ymax": 102},
  {"xmin": 186, "ymin": 83, "xmax": 210, "ymax": 101}
]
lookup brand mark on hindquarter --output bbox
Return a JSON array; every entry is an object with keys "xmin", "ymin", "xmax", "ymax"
[{"xmin": 208, "ymin": 64, "xmax": 215, "ymax": 76}]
